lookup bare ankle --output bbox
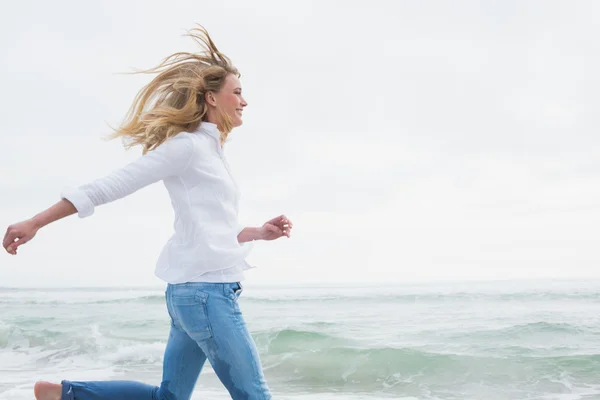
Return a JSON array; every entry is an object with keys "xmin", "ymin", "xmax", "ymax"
[{"xmin": 34, "ymin": 381, "xmax": 62, "ymax": 400}]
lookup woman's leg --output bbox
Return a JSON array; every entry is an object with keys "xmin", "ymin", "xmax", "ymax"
[
  {"xmin": 171, "ymin": 282, "xmax": 272, "ymax": 400},
  {"xmin": 57, "ymin": 290, "xmax": 207, "ymax": 400}
]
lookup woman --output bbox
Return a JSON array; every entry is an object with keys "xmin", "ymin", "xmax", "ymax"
[{"xmin": 3, "ymin": 25, "xmax": 291, "ymax": 400}]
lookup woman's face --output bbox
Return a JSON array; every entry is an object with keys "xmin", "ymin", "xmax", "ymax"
[{"xmin": 214, "ymin": 74, "xmax": 247, "ymax": 127}]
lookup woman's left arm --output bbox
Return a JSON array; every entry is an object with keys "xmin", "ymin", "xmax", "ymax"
[
  {"xmin": 237, "ymin": 215, "xmax": 293, "ymax": 243},
  {"xmin": 237, "ymin": 227, "xmax": 264, "ymax": 243}
]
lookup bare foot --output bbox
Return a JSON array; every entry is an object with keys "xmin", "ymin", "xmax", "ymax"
[{"xmin": 34, "ymin": 381, "xmax": 62, "ymax": 400}]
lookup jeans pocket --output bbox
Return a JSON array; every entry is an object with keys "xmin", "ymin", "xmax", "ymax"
[
  {"xmin": 170, "ymin": 290, "xmax": 213, "ymax": 341},
  {"xmin": 234, "ymin": 282, "xmax": 243, "ymax": 297},
  {"xmin": 229, "ymin": 283, "xmax": 243, "ymax": 314}
]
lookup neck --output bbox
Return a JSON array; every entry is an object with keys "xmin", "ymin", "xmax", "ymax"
[{"xmin": 205, "ymin": 109, "xmax": 221, "ymax": 130}]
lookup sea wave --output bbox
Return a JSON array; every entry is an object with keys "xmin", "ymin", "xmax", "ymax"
[
  {"xmin": 261, "ymin": 343, "xmax": 600, "ymax": 394},
  {"xmin": 449, "ymin": 321, "xmax": 600, "ymax": 341},
  {"xmin": 3, "ymin": 321, "xmax": 600, "ymax": 397}
]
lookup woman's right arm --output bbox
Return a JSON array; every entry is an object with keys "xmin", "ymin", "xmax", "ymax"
[
  {"xmin": 3, "ymin": 133, "xmax": 196, "ymax": 255},
  {"xmin": 3, "ymin": 199, "xmax": 77, "ymax": 255}
]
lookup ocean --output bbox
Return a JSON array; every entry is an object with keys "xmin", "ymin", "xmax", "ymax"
[{"xmin": 2, "ymin": 280, "xmax": 600, "ymax": 399}]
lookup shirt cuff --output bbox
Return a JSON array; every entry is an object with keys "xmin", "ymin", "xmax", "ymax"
[{"xmin": 61, "ymin": 186, "xmax": 95, "ymax": 218}]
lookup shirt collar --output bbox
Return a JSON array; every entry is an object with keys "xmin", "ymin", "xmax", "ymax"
[{"xmin": 197, "ymin": 122, "xmax": 221, "ymax": 141}]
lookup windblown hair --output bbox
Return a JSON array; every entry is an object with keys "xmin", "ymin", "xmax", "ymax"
[{"xmin": 109, "ymin": 25, "xmax": 239, "ymax": 153}]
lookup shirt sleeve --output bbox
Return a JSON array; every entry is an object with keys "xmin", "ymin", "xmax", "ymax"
[{"xmin": 61, "ymin": 134, "xmax": 196, "ymax": 218}]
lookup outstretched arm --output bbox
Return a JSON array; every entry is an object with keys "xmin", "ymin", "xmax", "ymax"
[
  {"xmin": 3, "ymin": 134, "xmax": 196, "ymax": 255},
  {"xmin": 3, "ymin": 199, "xmax": 76, "ymax": 254},
  {"xmin": 63, "ymin": 134, "xmax": 195, "ymax": 218}
]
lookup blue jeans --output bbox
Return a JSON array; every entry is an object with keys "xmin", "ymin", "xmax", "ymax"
[{"xmin": 60, "ymin": 282, "xmax": 272, "ymax": 399}]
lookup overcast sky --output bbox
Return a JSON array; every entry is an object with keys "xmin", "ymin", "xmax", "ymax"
[{"xmin": 1, "ymin": 1, "xmax": 599, "ymax": 287}]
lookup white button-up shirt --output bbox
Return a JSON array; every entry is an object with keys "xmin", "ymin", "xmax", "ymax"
[{"xmin": 60, "ymin": 122, "xmax": 254, "ymax": 284}]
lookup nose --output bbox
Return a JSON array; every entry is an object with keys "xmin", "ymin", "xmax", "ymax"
[{"xmin": 240, "ymin": 96, "xmax": 248, "ymax": 107}]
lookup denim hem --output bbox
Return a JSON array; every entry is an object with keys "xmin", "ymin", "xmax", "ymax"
[{"xmin": 60, "ymin": 380, "xmax": 74, "ymax": 400}]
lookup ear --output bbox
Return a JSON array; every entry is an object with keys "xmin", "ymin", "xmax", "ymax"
[{"xmin": 205, "ymin": 91, "xmax": 217, "ymax": 107}]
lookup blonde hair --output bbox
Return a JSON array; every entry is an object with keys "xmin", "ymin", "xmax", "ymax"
[{"xmin": 109, "ymin": 25, "xmax": 239, "ymax": 154}]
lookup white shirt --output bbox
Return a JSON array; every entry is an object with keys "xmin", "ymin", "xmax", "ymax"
[{"xmin": 60, "ymin": 122, "xmax": 254, "ymax": 284}]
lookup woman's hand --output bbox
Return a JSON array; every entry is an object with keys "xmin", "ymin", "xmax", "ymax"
[
  {"xmin": 260, "ymin": 214, "xmax": 293, "ymax": 241},
  {"xmin": 2, "ymin": 199, "xmax": 77, "ymax": 255},
  {"xmin": 3, "ymin": 219, "xmax": 40, "ymax": 255}
]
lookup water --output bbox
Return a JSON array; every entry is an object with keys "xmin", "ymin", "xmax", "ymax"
[{"xmin": 2, "ymin": 280, "xmax": 600, "ymax": 399}]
